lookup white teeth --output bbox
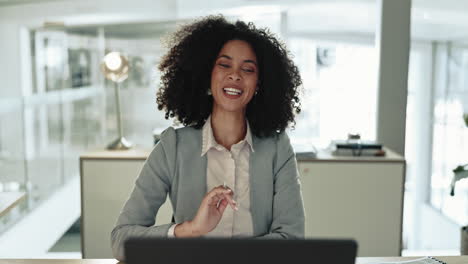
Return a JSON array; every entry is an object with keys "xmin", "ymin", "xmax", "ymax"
[{"xmin": 223, "ymin": 87, "xmax": 242, "ymax": 94}]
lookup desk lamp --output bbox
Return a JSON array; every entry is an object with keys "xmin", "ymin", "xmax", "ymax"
[{"xmin": 101, "ymin": 51, "xmax": 133, "ymax": 150}]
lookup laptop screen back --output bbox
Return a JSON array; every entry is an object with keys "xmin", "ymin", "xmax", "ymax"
[{"xmin": 124, "ymin": 238, "xmax": 357, "ymax": 264}]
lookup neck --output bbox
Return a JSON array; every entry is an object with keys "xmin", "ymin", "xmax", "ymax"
[{"xmin": 211, "ymin": 108, "xmax": 246, "ymax": 151}]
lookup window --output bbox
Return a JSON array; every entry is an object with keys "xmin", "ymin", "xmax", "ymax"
[
  {"xmin": 287, "ymin": 38, "xmax": 378, "ymax": 151},
  {"xmin": 430, "ymin": 43, "xmax": 468, "ymax": 226}
]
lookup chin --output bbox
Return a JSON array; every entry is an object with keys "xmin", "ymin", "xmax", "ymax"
[
  {"xmin": 222, "ymin": 106, "xmax": 245, "ymax": 113},
  {"xmin": 216, "ymin": 103, "xmax": 246, "ymax": 114}
]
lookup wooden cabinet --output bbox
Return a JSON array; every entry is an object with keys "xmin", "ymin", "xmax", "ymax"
[{"xmin": 80, "ymin": 148, "xmax": 404, "ymax": 258}]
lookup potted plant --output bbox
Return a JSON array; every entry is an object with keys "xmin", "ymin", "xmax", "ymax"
[{"xmin": 450, "ymin": 165, "xmax": 468, "ymax": 255}]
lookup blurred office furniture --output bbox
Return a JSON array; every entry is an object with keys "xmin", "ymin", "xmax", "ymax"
[
  {"xmin": 299, "ymin": 147, "xmax": 405, "ymax": 257},
  {"xmin": 100, "ymin": 52, "xmax": 133, "ymax": 150},
  {"xmin": 80, "ymin": 149, "xmax": 172, "ymax": 258},
  {"xmin": 80, "ymin": 147, "xmax": 404, "ymax": 258}
]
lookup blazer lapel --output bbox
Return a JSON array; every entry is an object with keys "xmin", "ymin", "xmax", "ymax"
[
  {"xmin": 249, "ymin": 135, "xmax": 272, "ymax": 236},
  {"xmin": 188, "ymin": 153, "xmax": 207, "ymax": 215},
  {"xmin": 177, "ymin": 128, "xmax": 207, "ymax": 222}
]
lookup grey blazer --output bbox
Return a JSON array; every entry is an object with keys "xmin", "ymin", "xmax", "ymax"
[{"xmin": 111, "ymin": 126, "xmax": 305, "ymax": 261}]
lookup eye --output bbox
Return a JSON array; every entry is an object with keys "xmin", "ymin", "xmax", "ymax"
[
  {"xmin": 242, "ymin": 68, "xmax": 255, "ymax": 73},
  {"xmin": 218, "ymin": 63, "xmax": 230, "ymax": 68}
]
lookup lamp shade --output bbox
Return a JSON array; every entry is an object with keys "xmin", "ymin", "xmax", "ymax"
[{"xmin": 101, "ymin": 52, "xmax": 129, "ymax": 83}]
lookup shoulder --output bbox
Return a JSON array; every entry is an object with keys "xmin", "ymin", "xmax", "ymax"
[
  {"xmin": 156, "ymin": 126, "xmax": 176, "ymax": 151},
  {"xmin": 273, "ymin": 131, "xmax": 290, "ymax": 142},
  {"xmin": 174, "ymin": 125, "xmax": 200, "ymax": 137},
  {"xmin": 174, "ymin": 126, "xmax": 202, "ymax": 146},
  {"xmin": 272, "ymin": 131, "xmax": 294, "ymax": 162},
  {"xmin": 147, "ymin": 126, "xmax": 202, "ymax": 175},
  {"xmin": 255, "ymin": 131, "xmax": 292, "ymax": 152},
  {"xmin": 158, "ymin": 125, "xmax": 203, "ymax": 155},
  {"xmin": 158, "ymin": 126, "xmax": 201, "ymax": 143},
  {"xmin": 252, "ymin": 131, "xmax": 295, "ymax": 176},
  {"xmin": 252, "ymin": 131, "xmax": 294, "ymax": 169}
]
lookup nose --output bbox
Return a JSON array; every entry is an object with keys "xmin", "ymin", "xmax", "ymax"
[{"xmin": 228, "ymin": 69, "xmax": 241, "ymax": 81}]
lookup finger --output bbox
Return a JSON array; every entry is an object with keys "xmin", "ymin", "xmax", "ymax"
[
  {"xmin": 217, "ymin": 199, "xmax": 229, "ymax": 214},
  {"xmin": 211, "ymin": 186, "xmax": 234, "ymax": 196},
  {"xmin": 212, "ymin": 194, "xmax": 224, "ymax": 207},
  {"xmin": 214, "ymin": 193, "xmax": 234, "ymax": 207},
  {"xmin": 215, "ymin": 197, "xmax": 223, "ymax": 208},
  {"xmin": 208, "ymin": 191, "xmax": 237, "ymax": 210},
  {"xmin": 217, "ymin": 184, "xmax": 231, "ymax": 191},
  {"xmin": 215, "ymin": 194, "xmax": 226, "ymax": 203},
  {"xmin": 222, "ymin": 193, "xmax": 238, "ymax": 211},
  {"xmin": 208, "ymin": 192, "xmax": 232, "ymax": 205},
  {"xmin": 213, "ymin": 192, "xmax": 237, "ymax": 211},
  {"xmin": 206, "ymin": 187, "xmax": 237, "ymax": 209},
  {"xmin": 207, "ymin": 188, "xmax": 233, "ymax": 203},
  {"xmin": 208, "ymin": 193, "xmax": 224, "ymax": 206}
]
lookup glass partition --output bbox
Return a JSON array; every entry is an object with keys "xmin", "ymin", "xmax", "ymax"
[
  {"xmin": 0, "ymin": 21, "xmax": 177, "ymax": 235},
  {"xmin": 0, "ymin": 99, "xmax": 28, "ymax": 234}
]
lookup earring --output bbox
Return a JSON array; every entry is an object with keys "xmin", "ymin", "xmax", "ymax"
[
  {"xmin": 255, "ymin": 88, "xmax": 259, "ymax": 95},
  {"xmin": 207, "ymin": 89, "xmax": 212, "ymax": 95}
]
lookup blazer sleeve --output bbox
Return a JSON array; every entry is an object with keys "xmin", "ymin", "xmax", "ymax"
[
  {"xmin": 110, "ymin": 127, "xmax": 176, "ymax": 261},
  {"xmin": 256, "ymin": 132, "xmax": 305, "ymax": 239}
]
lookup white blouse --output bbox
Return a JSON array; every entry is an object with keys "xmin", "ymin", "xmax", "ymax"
[{"xmin": 168, "ymin": 116, "xmax": 254, "ymax": 237}]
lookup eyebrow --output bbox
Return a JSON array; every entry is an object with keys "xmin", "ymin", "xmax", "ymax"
[{"xmin": 218, "ymin": 55, "xmax": 257, "ymax": 66}]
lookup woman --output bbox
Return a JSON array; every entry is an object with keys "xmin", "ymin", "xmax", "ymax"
[{"xmin": 111, "ymin": 15, "xmax": 305, "ymax": 261}]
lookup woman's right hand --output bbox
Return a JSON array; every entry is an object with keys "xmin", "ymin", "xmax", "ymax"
[{"xmin": 174, "ymin": 185, "xmax": 238, "ymax": 237}]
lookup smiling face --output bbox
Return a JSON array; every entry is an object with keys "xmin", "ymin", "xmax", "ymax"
[{"xmin": 210, "ymin": 39, "xmax": 259, "ymax": 115}]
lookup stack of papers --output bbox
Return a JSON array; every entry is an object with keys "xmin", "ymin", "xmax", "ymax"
[{"xmin": 332, "ymin": 140, "xmax": 385, "ymax": 157}]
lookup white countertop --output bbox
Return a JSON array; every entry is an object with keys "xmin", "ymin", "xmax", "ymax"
[{"xmin": 80, "ymin": 146, "xmax": 404, "ymax": 163}]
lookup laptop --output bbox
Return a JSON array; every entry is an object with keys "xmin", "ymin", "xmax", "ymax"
[{"xmin": 124, "ymin": 238, "xmax": 358, "ymax": 264}]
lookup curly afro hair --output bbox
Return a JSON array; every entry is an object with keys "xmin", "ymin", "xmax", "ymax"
[{"xmin": 156, "ymin": 15, "xmax": 302, "ymax": 138}]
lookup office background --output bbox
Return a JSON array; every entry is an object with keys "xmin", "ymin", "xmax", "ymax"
[{"xmin": 0, "ymin": 0, "xmax": 467, "ymax": 258}]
